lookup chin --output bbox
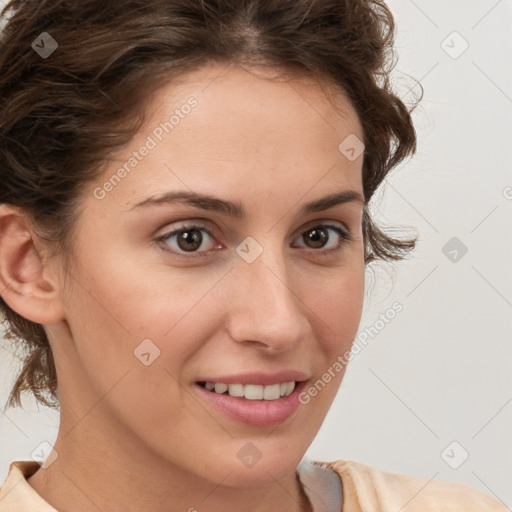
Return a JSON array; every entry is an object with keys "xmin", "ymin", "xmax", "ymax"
[
  {"xmin": 199, "ymin": 436, "xmax": 310, "ymax": 488},
  {"xmin": 221, "ymin": 456, "xmax": 304, "ymax": 488}
]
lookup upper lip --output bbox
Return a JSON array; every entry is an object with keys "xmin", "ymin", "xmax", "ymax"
[{"xmin": 196, "ymin": 371, "xmax": 309, "ymax": 386}]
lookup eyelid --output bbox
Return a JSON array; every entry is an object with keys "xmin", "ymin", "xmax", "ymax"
[
  {"xmin": 297, "ymin": 218, "xmax": 350, "ymax": 237},
  {"xmin": 155, "ymin": 219, "xmax": 353, "ymax": 258},
  {"xmin": 156, "ymin": 223, "xmax": 220, "ymax": 258},
  {"xmin": 290, "ymin": 223, "xmax": 352, "ymax": 253}
]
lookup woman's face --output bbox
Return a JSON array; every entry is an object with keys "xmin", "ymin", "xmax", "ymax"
[{"xmin": 48, "ymin": 63, "xmax": 366, "ymax": 486}]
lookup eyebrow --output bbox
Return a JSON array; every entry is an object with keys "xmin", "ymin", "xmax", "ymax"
[{"xmin": 129, "ymin": 189, "xmax": 365, "ymax": 217}]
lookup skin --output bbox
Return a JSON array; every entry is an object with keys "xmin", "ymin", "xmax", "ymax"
[{"xmin": 0, "ymin": 63, "xmax": 366, "ymax": 512}]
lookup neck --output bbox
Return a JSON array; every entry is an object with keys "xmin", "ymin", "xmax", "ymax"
[{"xmin": 27, "ymin": 408, "xmax": 310, "ymax": 512}]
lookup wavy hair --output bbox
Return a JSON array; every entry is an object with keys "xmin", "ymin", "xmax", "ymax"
[{"xmin": 0, "ymin": 0, "xmax": 418, "ymax": 409}]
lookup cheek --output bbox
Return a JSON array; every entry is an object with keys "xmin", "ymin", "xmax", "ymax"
[
  {"xmin": 59, "ymin": 258, "xmax": 234, "ymax": 430},
  {"xmin": 68, "ymin": 249, "xmax": 223, "ymax": 341},
  {"xmin": 59, "ymin": 259, "xmax": 215, "ymax": 438},
  {"xmin": 305, "ymin": 258, "xmax": 365, "ymax": 354}
]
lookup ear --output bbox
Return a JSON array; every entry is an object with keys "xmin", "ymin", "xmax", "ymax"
[{"xmin": 0, "ymin": 204, "xmax": 66, "ymax": 324}]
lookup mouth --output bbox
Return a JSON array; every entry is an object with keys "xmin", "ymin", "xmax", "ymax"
[
  {"xmin": 194, "ymin": 374, "xmax": 308, "ymax": 427},
  {"xmin": 197, "ymin": 381, "xmax": 296, "ymax": 400}
]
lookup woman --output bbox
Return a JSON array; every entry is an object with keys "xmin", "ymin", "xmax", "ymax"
[{"xmin": 0, "ymin": 0, "xmax": 506, "ymax": 510}]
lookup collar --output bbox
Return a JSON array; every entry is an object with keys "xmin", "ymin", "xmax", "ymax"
[
  {"xmin": 296, "ymin": 456, "xmax": 343, "ymax": 512},
  {"xmin": 1, "ymin": 458, "xmax": 343, "ymax": 512}
]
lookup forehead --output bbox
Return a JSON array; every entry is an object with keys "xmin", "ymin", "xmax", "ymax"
[
  {"xmin": 87, "ymin": 63, "xmax": 364, "ymax": 212},
  {"xmin": 145, "ymin": 62, "xmax": 363, "ymax": 149}
]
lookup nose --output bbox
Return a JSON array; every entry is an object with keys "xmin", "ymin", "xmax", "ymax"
[{"xmin": 224, "ymin": 243, "xmax": 308, "ymax": 354}]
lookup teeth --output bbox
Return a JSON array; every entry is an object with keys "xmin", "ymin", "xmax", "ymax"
[
  {"xmin": 263, "ymin": 383, "xmax": 281, "ymax": 400},
  {"xmin": 245, "ymin": 384, "xmax": 263, "ymax": 400},
  {"xmin": 203, "ymin": 381, "xmax": 296, "ymax": 400},
  {"xmin": 228, "ymin": 383, "xmax": 244, "ymax": 397},
  {"xmin": 283, "ymin": 381, "xmax": 294, "ymax": 396},
  {"xmin": 214, "ymin": 383, "xmax": 228, "ymax": 394}
]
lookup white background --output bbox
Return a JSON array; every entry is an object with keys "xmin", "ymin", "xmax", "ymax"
[{"xmin": 1, "ymin": 0, "xmax": 511, "ymax": 506}]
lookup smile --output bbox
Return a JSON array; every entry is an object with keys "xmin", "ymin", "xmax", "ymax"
[
  {"xmin": 198, "ymin": 381, "xmax": 296, "ymax": 400},
  {"xmin": 194, "ymin": 376, "xmax": 308, "ymax": 427}
]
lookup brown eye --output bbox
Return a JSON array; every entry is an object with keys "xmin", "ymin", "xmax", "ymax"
[
  {"xmin": 158, "ymin": 224, "xmax": 219, "ymax": 255},
  {"xmin": 293, "ymin": 224, "xmax": 350, "ymax": 252},
  {"xmin": 303, "ymin": 227, "xmax": 329, "ymax": 249},
  {"xmin": 176, "ymin": 228, "xmax": 203, "ymax": 252}
]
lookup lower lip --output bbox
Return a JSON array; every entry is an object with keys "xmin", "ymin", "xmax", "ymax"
[{"xmin": 194, "ymin": 381, "xmax": 307, "ymax": 427}]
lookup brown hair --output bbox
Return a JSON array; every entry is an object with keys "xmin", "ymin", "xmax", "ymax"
[{"xmin": 0, "ymin": 0, "xmax": 418, "ymax": 410}]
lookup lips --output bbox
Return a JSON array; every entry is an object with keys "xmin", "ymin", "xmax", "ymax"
[{"xmin": 194, "ymin": 371, "xmax": 309, "ymax": 427}]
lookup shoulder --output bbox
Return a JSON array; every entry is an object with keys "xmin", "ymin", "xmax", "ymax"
[
  {"xmin": 0, "ymin": 460, "xmax": 55, "ymax": 511},
  {"xmin": 324, "ymin": 459, "xmax": 508, "ymax": 511}
]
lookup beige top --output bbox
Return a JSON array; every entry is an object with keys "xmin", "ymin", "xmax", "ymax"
[{"xmin": 0, "ymin": 458, "xmax": 507, "ymax": 511}]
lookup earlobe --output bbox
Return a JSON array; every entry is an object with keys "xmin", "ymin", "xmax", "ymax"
[{"xmin": 0, "ymin": 205, "xmax": 66, "ymax": 325}]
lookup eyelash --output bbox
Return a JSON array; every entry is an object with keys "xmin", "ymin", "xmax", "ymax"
[{"xmin": 155, "ymin": 222, "xmax": 353, "ymax": 259}]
